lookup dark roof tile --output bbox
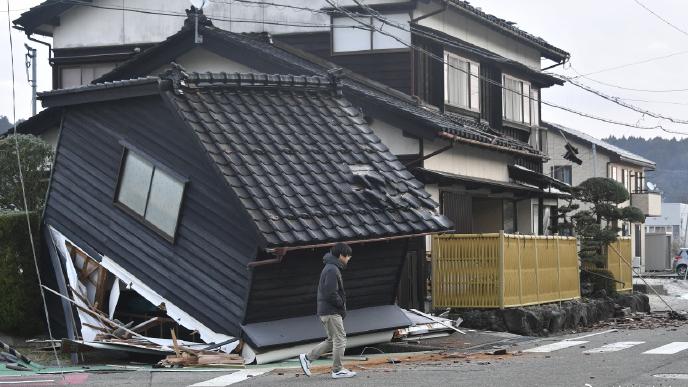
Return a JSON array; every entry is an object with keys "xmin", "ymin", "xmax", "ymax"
[{"xmin": 41, "ymin": 66, "xmax": 452, "ymax": 247}]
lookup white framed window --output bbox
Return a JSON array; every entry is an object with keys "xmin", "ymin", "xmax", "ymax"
[
  {"xmin": 444, "ymin": 52, "xmax": 480, "ymax": 111},
  {"xmin": 332, "ymin": 13, "xmax": 410, "ymax": 53},
  {"xmin": 502, "ymin": 74, "xmax": 539, "ymax": 126},
  {"xmin": 115, "ymin": 149, "xmax": 186, "ymax": 241}
]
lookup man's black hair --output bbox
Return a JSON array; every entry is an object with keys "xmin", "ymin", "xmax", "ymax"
[{"xmin": 331, "ymin": 242, "xmax": 352, "ymax": 258}]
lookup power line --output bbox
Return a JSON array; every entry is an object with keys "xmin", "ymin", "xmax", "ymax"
[
  {"xmin": 558, "ymin": 75, "xmax": 688, "ymax": 127},
  {"xmin": 20, "ymin": 0, "xmax": 688, "ymax": 135},
  {"xmin": 5, "ymin": 0, "xmax": 64, "ymax": 375},
  {"xmin": 575, "ymin": 74, "xmax": 688, "ymax": 93},
  {"xmin": 569, "ymin": 49, "xmax": 688, "ymax": 78},
  {"xmin": 568, "ymin": 64, "xmax": 688, "ymax": 93},
  {"xmin": 52, "ymin": 0, "xmax": 356, "ymax": 29},
  {"xmin": 342, "ymin": 0, "xmax": 688, "ymax": 135},
  {"xmin": 633, "ymin": 0, "xmax": 688, "ymax": 38},
  {"xmin": 619, "ymin": 98, "xmax": 688, "ymax": 106}
]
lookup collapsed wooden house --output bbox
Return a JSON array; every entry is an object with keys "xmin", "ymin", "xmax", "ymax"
[{"xmin": 39, "ymin": 66, "xmax": 452, "ymax": 362}]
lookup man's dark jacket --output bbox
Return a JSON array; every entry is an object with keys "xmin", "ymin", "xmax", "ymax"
[{"xmin": 317, "ymin": 253, "xmax": 347, "ymax": 318}]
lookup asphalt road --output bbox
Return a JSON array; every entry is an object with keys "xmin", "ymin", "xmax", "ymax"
[
  {"xmin": 7, "ymin": 324, "xmax": 688, "ymax": 386},
  {"xmin": 237, "ymin": 325, "xmax": 688, "ymax": 387}
]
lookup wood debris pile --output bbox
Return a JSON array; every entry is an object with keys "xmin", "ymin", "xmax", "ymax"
[{"xmin": 156, "ymin": 330, "xmax": 244, "ymax": 368}]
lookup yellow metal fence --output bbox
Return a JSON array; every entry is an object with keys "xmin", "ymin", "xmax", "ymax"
[
  {"xmin": 607, "ymin": 237, "xmax": 633, "ymax": 292},
  {"xmin": 432, "ymin": 233, "xmax": 581, "ymax": 309}
]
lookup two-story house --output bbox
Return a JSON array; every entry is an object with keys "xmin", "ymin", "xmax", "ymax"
[
  {"xmin": 15, "ymin": 1, "xmax": 571, "ymax": 309},
  {"xmin": 543, "ymin": 122, "xmax": 659, "ymax": 271},
  {"xmin": 15, "ymin": 0, "xmax": 571, "ymax": 231}
]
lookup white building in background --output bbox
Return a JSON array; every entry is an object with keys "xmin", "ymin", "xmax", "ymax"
[
  {"xmin": 543, "ymin": 122, "xmax": 659, "ymax": 272},
  {"xmin": 646, "ymin": 203, "xmax": 688, "ymax": 248}
]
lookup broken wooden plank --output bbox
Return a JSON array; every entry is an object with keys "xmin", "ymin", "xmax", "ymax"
[
  {"xmin": 130, "ymin": 317, "xmax": 166, "ymax": 335},
  {"xmin": 196, "ymin": 354, "xmax": 244, "ymax": 365},
  {"xmin": 170, "ymin": 328, "xmax": 182, "ymax": 357},
  {"xmin": 94, "ymin": 267, "xmax": 109, "ymax": 311},
  {"xmin": 409, "ymin": 309, "xmax": 466, "ymax": 335}
]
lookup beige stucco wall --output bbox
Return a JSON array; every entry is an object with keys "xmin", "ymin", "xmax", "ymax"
[
  {"xmin": 423, "ymin": 140, "xmax": 513, "ymax": 182},
  {"xmin": 415, "ymin": 2, "xmax": 541, "ymax": 69}
]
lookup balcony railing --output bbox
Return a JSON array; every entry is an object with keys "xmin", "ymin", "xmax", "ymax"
[{"xmin": 630, "ymin": 191, "xmax": 661, "ymax": 217}]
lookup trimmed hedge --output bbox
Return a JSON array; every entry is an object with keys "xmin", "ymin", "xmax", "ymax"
[{"xmin": 0, "ymin": 211, "xmax": 44, "ymax": 337}]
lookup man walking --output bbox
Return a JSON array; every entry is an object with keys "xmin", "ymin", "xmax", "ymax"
[{"xmin": 299, "ymin": 242, "xmax": 356, "ymax": 379}]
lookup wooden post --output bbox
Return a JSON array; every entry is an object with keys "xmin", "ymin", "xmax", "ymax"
[
  {"xmin": 517, "ymin": 235, "xmax": 523, "ymax": 305},
  {"xmin": 534, "ymin": 235, "xmax": 540, "ymax": 302},
  {"xmin": 556, "ymin": 237, "xmax": 562, "ymax": 301},
  {"xmin": 498, "ymin": 231, "xmax": 505, "ymax": 309}
]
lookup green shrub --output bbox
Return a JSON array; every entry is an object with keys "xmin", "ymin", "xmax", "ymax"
[{"xmin": 0, "ymin": 211, "xmax": 44, "ymax": 337}]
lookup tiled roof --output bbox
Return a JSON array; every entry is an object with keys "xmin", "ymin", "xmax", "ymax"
[
  {"xmin": 164, "ymin": 69, "xmax": 453, "ymax": 247},
  {"xmin": 12, "ymin": 0, "xmax": 72, "ymax": 36},
  {"xmin": 543, "ymin": 121, "xmax": 656, "ymax": 168},
  {"xmin": 93, "ymin": 24, "xmax": 544, "ymax": 158},
  {"xmin": 447, "ymin": 1, "xmax": 569, "ymax": 61}
]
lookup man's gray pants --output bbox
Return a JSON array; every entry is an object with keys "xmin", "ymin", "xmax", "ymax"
[{"xmin": 307, "ymin": 314, "xmax": 346, "ymax": 372}]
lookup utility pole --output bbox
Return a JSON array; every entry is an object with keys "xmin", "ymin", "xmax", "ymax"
[
  {"xmin": 591, "ymin": 143, "xmax": 597, "ymax": 177},
  {"xmin": 24, "ymin": 44, "xmax": 37, "ymax": 116}
]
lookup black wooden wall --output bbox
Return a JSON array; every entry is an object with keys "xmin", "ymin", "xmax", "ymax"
[
  {"xmin": 274, "ymin": 32, "xmax": 413, "ymax": 95},
  {"xmin": 44, "ymin": 96, "xmax": 260, "ymax": 337},
  {"xmin": 244, "ymin": 239, "xmax": 408, "ymax": 323}
]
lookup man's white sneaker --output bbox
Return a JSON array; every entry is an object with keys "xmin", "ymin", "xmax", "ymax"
[
  {"xmin": 331, "ymin": 368, "xmax": 356, "ymax": 379},
  {"xmin": 298, "ymin": 353, "xmax": 312, "ymax": 376}
]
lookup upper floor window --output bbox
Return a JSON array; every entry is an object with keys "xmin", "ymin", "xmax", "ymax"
[
  {"xmin": 551, "ymin": 165, "xmax": 572, "ymax": 185},
  {"xmin": 444, "ymin": 52, "xmax": 480, "ymax": 112},
  {"xmin": 502, "ymin": 74, "xmax": 539, "ymax": 126},
  {"xmin": 115, "ymin": 149, "xmax": 186, "ymax": 241},
  {"xmin": 332, "ymin": 13, "xmax": 410, "ymax": 53}
]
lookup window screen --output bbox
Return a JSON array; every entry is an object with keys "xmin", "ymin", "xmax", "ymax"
[
  {"xmin": 445, "ymin": 52, "xmax": 479, "ymax": 111},
  {"xmin": 116, "ymin": 149, "xmax": 185, "ymax": 240},
  {"xmin": 332, "ymin": 13, "xmax": 410, "ymax": 52}
]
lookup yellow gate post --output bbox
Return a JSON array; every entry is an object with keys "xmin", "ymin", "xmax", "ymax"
[
  {"xmin": 556, "ymin": 236, "xmax": 562, "ymax": 301},
  {"xmin": 534, "ymin": 236, "xmax": 540, "ymax": 302},
  {"xmin": 498, "ymin": 231, "xmax": 505, "ymax": 309},
  {"xmin": 517, "ymin": 236, "xmax": 523, "ymax": 305}
]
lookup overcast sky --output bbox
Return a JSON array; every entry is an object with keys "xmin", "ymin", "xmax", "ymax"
[{"xmin": 2, "ymin": 0, "xmax": 688, "ymax": 139}]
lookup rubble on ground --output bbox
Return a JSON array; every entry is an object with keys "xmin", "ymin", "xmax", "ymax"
[{"xmin": 575, "ymin": 311, "xmax": 688, "ymax": 332}]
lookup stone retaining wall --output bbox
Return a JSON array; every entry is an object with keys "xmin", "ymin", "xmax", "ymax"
[{"xmin": 452, "ymin": 294, "xmax": 650, "ymax": 336}]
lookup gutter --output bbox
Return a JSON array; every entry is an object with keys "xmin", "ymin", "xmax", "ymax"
[
  {"xmin": 437, "ymin": 131, "xmax": 545, "ymax": 159},
  {"xmin": 251, "ymin": 231, "xmax": 453, "ymax": 267},
  {"xmin": 14, "ymin": 26, "xmax": 53, "ymax": 64}
]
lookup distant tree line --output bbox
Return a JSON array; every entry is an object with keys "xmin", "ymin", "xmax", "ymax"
[{"xmin": 604, "ymin": 135, "xmax": 688, "ymax": 203}]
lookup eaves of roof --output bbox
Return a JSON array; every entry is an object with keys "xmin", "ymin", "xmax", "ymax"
[
  {"xmin": 92, "ymin": 24, "xmax": 545, "ymax": 159},
  {"xmin": 39, "ymin": 77, "xmax": 161, "ymax": 107},
  {"xmin": 12, "ymin": 0, "xmax": 78, "ymax": 36},
  {"xmin": 411, "ymin": 23, "xmax": 564, "ymax": 87},
  {"xmin": 445, "ymin": 0, "xmax": 569, "ymax": 62}
]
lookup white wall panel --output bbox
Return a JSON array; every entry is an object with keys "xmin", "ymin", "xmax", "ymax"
[
  {"xmin": 423, "ymin": 140, "xmax": 512, "ymax": 182},
  {"xmin": 369, "ymin": 119, "xmax": 419, "ymax": 156}
]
